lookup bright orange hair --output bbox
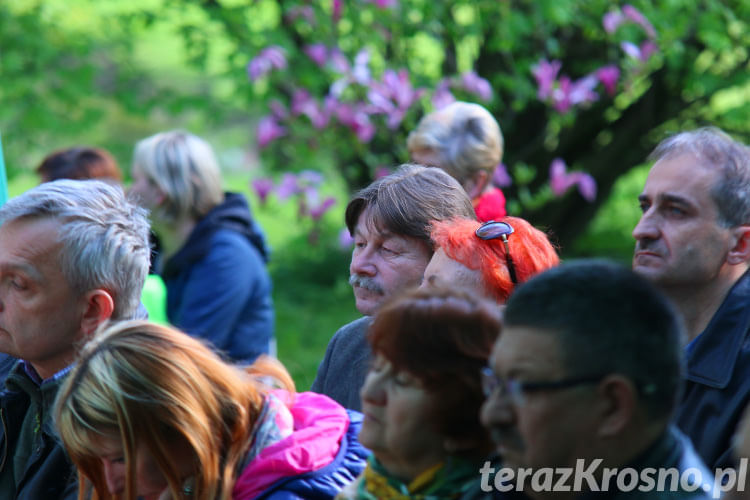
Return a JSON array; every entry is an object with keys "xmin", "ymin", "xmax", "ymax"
[{"xmin": 430, "ymin": 216, "xmax": 559, "ymax": 303}]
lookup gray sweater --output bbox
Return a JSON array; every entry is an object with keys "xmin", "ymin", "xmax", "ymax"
[{"xmin": 310, "ymin": 316, "xmax": 372, "ymax": 411}]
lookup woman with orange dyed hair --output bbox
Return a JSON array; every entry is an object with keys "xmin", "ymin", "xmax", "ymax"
[{"xmin": 424, "ymin": 216, "xmax": 559, "ymax": 303}]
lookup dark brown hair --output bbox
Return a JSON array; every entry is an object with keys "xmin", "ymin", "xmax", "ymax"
[
  {"xmin": 345, "ymin": 164, "xmax": 475, "ymax": 249},
  {"xmin": 37, "ymin": 147, "xmax": 122, "ymax": 183},
  {"xmin": 368, "ymin": 286, "xmax": 501, "ymax": 456}
]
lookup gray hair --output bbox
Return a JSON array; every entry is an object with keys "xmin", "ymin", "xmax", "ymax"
[
  {"xmin": 0, "ymin": 179, "xmax": 151, "ymax": 319},
  {"xmin": 407, "ymin": 102, "xmax": 503, "ymax": 186},
  {"xmin": 132, "ymin": 130, "xmax": 224, "ymax": 223},
  {"xmin": 649, "ymin": 127, "xmax": 750, "ymax": 227}
]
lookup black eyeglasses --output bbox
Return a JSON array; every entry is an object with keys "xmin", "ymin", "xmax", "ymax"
[
  {"xmin": 481, "ymin": 367, "xmax": 604, "ymax": 406},
  {"xmin": 475, "ymin": 220, "xmax": 518, "ymax": 284}
]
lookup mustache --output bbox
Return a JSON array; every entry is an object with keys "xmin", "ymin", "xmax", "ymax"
[{"xmin": 349, "ymin": 274, "xmax": 384, "ymax": 294}]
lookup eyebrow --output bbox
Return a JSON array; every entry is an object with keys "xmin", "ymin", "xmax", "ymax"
[
  {"xmin": 638, "ymin": 193, "xmax": 693, "ymax": 207},
  {"xmin": 0, "ymin": 263, "xmax": 44, "ymax": 283}
]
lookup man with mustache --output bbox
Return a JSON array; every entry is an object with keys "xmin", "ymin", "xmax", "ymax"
[
  {"xmin": 311, "ymin": 164, "xmax": 475, "ymax": 410},
  {"xmin": 480, "ymin": 261, "xmax": 714, "ymax": 499},
  {"xmin": 632, "ymin": 127, "xmax": 750, "ymax": 469}
]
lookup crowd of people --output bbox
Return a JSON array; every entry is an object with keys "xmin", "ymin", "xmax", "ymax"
[{"xmin": 0, "ymin": 102, "xmax": 749, "ymax": 500}]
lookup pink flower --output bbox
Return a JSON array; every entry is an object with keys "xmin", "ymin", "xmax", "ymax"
[
  {"xmin": 461, "ymin": 71, "xmax": 493, "ymax": 101},
  {"xmin": 291, "ymin": 89, "xmax": 330, "ymax": 129},
  {"xmin": 304, "ymin": 44, "xmax": 329, "ymax": 67},
  {"xmin": 276, "ymin": 173, "xmax": 300, "ymax": 201},
  {"xmin": 374, "ymin": 166, "xmax": 391, "ymax": 179},
  {"xmin": 286, "ymin": 6, "xmax": 315, "ymax": 24},
  {"xmin": 492, "ymin": 163, "xmax": 512, "ymax": 188},
  {"xmin": 639, "ymin": 40, "xmax": 658, "ymax": 61},
  {"xmin": 623, "ymin": 5, "xmax": 656, "ymax": 38},
  {"xmin": 532, "ymin": 59, "xmax": 562, "ymax": 100},
  {"xmin": 621, "ymin": 41, "xmax": 657, "ymax": 62},
  {"xmin": 549, "ymin": 158, "xmax": 597, "ymax": 202},
  {"xmin": 432, "ymin": 78, "xmax": 456, "ymax": 109},
  {"xmin": 332, "ymin": 0, "xmax": 342, "ymax": 23},
  {"xmin": 338, "ymin": 228, "xmax": 354, "ymax": 249},
  {"xmin": 603, "ymin": 11, "xmax": 624, "ymax": 34},
  {"xmin": 247, "ymin": 46, "xmax": 287, "ymax": 82},
  {"xmin": 309, "ymin": 197, "xmax": 336, "ymax": 221},
  {"xmin": 595, "ymin": 65, "xmax": 620, "ymax": 96},
  {"xmin": 367, "ymin": 69, "xmax": 424, "ymax": 129},
  {"xmin": 364, "ymin": 0, "xmax": 398, "ymax": 7},
  {"xmin": 256, "ymin": 116, "xmax": 286, "ymax": 148},
  {"xmin": 269, "ymin": 100, "xmax": 288, "ymax": 121},
  {"xmin": 251, "ymin": 178, "xmax": 274, "ymax": 204},
  {"xmin": 352, "ymin": 49, "xmax": 371, "ymax": 85}
]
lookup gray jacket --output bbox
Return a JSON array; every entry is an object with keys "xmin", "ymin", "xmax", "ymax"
[{"xmin": 310, "ymin": 316, "xmax": 372, "ymax": 411}]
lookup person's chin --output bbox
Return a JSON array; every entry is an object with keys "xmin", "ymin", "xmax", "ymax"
[{"xmin": 353, "ymin": 291, "xmax": 383, "ymax": 316}]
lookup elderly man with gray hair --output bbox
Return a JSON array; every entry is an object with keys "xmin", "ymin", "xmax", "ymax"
[
  {"xmin": 0, "ymin": 179, "xmax": 151, "ymax": 499},
  {"xmin": 311, "ymin": 164, "xmax": 475, "ymax": 410}
]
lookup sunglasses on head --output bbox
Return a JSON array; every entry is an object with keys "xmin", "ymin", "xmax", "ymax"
[{"xmin": 475, "ymin": 220, "xmax": 518, "ymax": 285}]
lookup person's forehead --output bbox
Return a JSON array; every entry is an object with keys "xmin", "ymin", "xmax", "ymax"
[
  {"xmin": 644, "ymin": 154, "xmax": 721, "ymax": 200},
  {"xmin": 491, "ymin": 325, "xmax": 566, "ymax": 376}
]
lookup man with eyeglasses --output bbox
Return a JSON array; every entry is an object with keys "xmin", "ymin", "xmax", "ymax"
[
  {"xmin": 480, "ymin": 260, "xmax": 714, "ymax": 499},
  {"xmin": 311, "ymin": 164, "xmax": 475, "ymax": 410},
  {"xmin": 632, "ymin": 127, "xmax": 750, "ymax": 470}
]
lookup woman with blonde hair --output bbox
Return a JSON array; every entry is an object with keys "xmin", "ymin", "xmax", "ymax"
[
  {"xmin": 129, "ymin": 130, "xmax": 273, "ymax": 363},
  {"xmin": 407, "ymin": 101, "xmax": 506, "ymax": 222},
  {"xmin": 55, "ymin": 320, "xmax": 368, "ymax": 500}
]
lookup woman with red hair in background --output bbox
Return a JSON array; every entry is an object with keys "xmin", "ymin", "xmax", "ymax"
[
  {"xmin": 338, "ymin": 286, "xmax": 501, "ymax": 499},
  {"xmin": 423, "ymin": 216, "xmax": 560, "ymax": 304}
]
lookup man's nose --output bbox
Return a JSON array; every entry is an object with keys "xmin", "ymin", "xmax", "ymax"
[
  {"xmin": 350, "ymin": 246, "xmax": 376, "ymax": 277},
  {"xmin": 480, "ymin": 390, "xmax": 516, "ymax": 430},
  {"xmin": 632, "ymin": 210, "xmax": 660, "ymax": 242}
]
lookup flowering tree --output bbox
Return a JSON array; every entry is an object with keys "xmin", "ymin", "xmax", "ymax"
[{"xmin": 181, "ymin": 0, "xmax": 747, "ymax": 249}]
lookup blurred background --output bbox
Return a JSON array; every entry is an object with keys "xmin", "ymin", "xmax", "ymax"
[{"xmin": 2, "ymin": 0, "xmax": 748, "ymax": 387}]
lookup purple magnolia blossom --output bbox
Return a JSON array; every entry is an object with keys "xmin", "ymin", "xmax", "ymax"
[
  {"xmin": 251, "ymin": 178, "xmax": 274, "ymax": 204},
  {"xmin": 338, "ymin": 227, "xmax": 354, "ymax": 249},
  {"xmin": 492, "ymin": 163, "xmax": 512, "ymax": 188},
  {"xmin": 304, "ymin": 44, "xmax": 329, "ymax": 67},
  {"xmin": 256, "ymin": 115, "xmax": 286, "ymax": 148},
  {"xmin": 432, "ymin": 78, "xmax": 456, "ymax": 109},
  {"xmin": 622, "ymin": 4, "xmax": 656, "ymax": 38},
  {"xmin": 299, "ymin": 170, "xmax": 324, "ymax": 186},
  {"xmin": 332, "ymin": 101, "xmax": 376, "ymax": 142},
  {"xmin": 329, "ymin": 49, "xmax": 371, "ymax": 97},
  {"xmin": 595, "ymin": 65, "xmax": 620, "ymax": 96},
  {"xmin": 247, "ymin": 46, "xmax": 287, "ymax": 82},
  {"xmin": 291, "ymin": 89, "xmax": 330, "ymax": 129},
  {"xmin": 461, "ymin": 71, "xmax": 493, "ymax": 101},
  {"xmin": 552, "ymin": 74, "xmax": 599, "ymax": 113},
  {"xmin": 269, "ymin": 99, "xmax": 288, "ymax": 121},
  {"xmin": 549, "ymin": 158, "xmax": 597, "ymax": 202},
  {"xmin": 621, "ymin": 41, "xmax": 658, "ymax": 62},
  {"xmin": 368, "ymin": 69, "xmax": 425, "ymax": 129},
  {"xmin": 286, "ymin": 6, "xmax": 315, "ymax": 24},
  {"xmin": 332, "ymin": 0, "xmax": 342, "ymax": 23},
  {"xmin": 603, "ymin": 10, "xmax": 625, "ymax": 33},
  {"xmin": 309, "ymin": 197, "xmax": 336, "ymax": 221},
  {"xmin": 374, "ymin": 166, "xmax": 391, "ymax": 179},
  {"xmin": 364, "ymin": 0, "xmax": 398, "ymax": 7},
  {"xmin": 277, "ymin": 173, "xmax": 301, "ymax": 201},
  {"xmin": 532, "ymin": 59, "xmax": 562, "ymax": 100}
]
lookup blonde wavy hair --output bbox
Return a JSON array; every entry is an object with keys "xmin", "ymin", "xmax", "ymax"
[
  {"xmin": 54, "ymin": 320, "xmax": 294, "ymax": 500},
  {"xmin": 132, "ymin": 130, "xmax": 224, "ymax": 224}
]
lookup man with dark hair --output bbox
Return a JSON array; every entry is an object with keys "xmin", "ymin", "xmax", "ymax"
[
  {"xmin": 481, "ymin": 260, "xmax": 713, "ymax": 499},
  {"xmin": 311, "ymin": 164, "xmax": 475, "ymax": 410},
  {"xmin": 632, "ymin": 127, "xmax": 750, "ymax": 469}
]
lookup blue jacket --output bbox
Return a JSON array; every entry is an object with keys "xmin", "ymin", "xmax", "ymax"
[
  {"xmin": 674, "ymin": 269, "xmax": 750, "ymax": 470},
  {"xmin": 162, "ymin": 193, "xmax": 274, "ymax": 363}
]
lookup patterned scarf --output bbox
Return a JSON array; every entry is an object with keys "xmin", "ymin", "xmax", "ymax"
[{"xmin": 337, "ymin": 455, "xmax": 479, "ymax": 500}]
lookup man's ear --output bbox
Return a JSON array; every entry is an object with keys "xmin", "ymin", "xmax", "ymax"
[
  {"xmin": 595, "ymin": 375, "xmax": 637, "ymax": 438},
  {"xmin": 727, "ymin": 225, "xmax": 750, "ymax": 265},
  {"xmin": 80, "ymin": 289, "xmax": 115, "ymax": 337}
]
